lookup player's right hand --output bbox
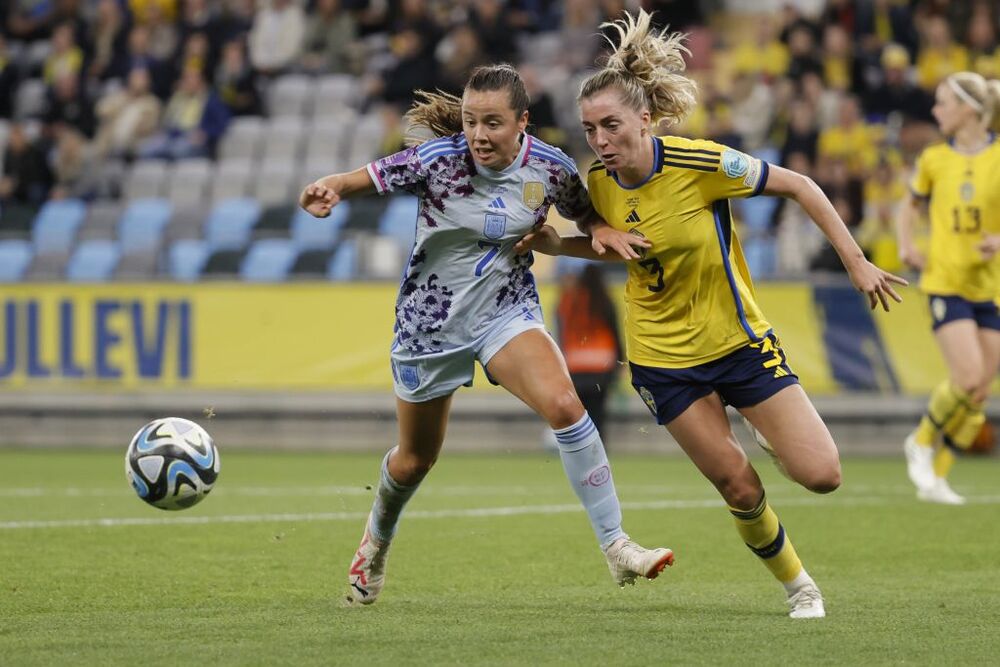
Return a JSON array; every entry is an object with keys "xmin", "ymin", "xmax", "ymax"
[
  {"xmin": 899, "ymin": 245, "xmax": 925, "ymax": 271},
  {"xmin": 299, "ymin": 182, "xmax": 340, "ymax": 218}
]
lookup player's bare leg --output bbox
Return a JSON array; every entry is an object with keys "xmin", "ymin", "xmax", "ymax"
[
  {"xmin": 737, "ymin": 385, "xmax": 841, "ymax": 494},
  {"xmin": 668, "ymin": 393, "xmax": 824, "ymax": 618},
  {"xmin": 487, "ymin": 329, "xmax": 673, "ymax": 585},
  {"xmin": 347, "ymin": 394, "xmax": 452, "ymax": 605}
]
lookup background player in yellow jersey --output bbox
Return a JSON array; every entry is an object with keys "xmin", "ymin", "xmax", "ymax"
[
  {"xmin": 518, "ymin": 10, "xmax": 905, "ymax": 619},
  {"xmin": 896, "ymin": 72, "xmax": 1000, "ymax": 505}
]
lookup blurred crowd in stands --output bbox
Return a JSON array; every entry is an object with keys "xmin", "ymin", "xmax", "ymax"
[{"xmin": 1, "ymin": 0, "xmax": 998, "ymax": 279}]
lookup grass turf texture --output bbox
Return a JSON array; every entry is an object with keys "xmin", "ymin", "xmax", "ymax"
[{"xmin": 1, "ymin": 450, "xmax": 998, "ymax": 665}]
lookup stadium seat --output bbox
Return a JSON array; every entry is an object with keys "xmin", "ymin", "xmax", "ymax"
[
  {"xmin": 0, "ymin": 239, "xmax": 33, "ymax": 281},
  {"xmin": 377, "ymin": 195, "xmax": 419, "ymax": 250},
  {"xmin": 268, "ymin": 74, "xmax": 314, "ymax": 118},
  {"xmin": 204, "ymin": 198, "xmax": 261, "ymax": 250},
  {"xmin": 163, "ymin": 204, "xmax": 208, "ymax": 243},
  {"xmin": 124, "ymin": 160, "xmax": 169, "ymax": 200},
  {"xmin": 167, "ymin": 239, "xmax": 210, "ymax": 281},
  {"xmin": 327, "ymin": 239, "xmax": 357, "ymax": 281},
  {"xmin": 115, "ymin": 251, "xmax": 159, "ymax": 280},
  {"xmin": 304, "ymin": 118, "xmax": 350, "ymax": 164},
  {"xmin": 288, "ymin": 248, "xmax": 332, "ymax": 278},
  {"xmin": 0, "ymin": 203, "xmax": 38, "ymax": 239},
  {"xmin": 262, "ymin": 117, "xmax": 305, "ymax": 162},
  {"xmin": 254, "ymin": 161, "xmax": 295, "ymax": 207},
  {"xmin": 240, "ymin": 239, "xmax": 298, "ymax": 282},
  {"xmin": 218, "ymin": 116, "xmax": 265, "ymax": 161},
  {"xmin": 166, "ymin": 158, "xmax": 212, "ymax": 207},
  {"xmin": 362, "ymin": 235, "xmax": 403, "ymax": 280},
  {"xmin": 15, "ymin": 78, "xmax": 47, "ymax": 118},
  {"xmin": 77, "ymin": 202, "xmax": 124, "ymax": 242},
  {"xmin": 313, "ymin": 74, "xmax": 359, "ymax": 116},
  {"xmin": 290, "ymin": 202, "xmax": 348, "ymax": 250},
  {"xmin": 202, "ymin": 248, "xmax": 245, "ymax": 278},
  {"xmin": 119, "ymin": 199, "xmax": 173, "ymax": 254},
  {"xmin": 254, "ymin": 204, "xmax": 296, "ymax": 238},
  {"xmin": 66, "ymin": 240, "xmax": 121, "ymax": 282},
  {"xmin": 24, "ymin": 252, "xmax": 70, "ymax": 280},
  {"xmin": 31, "ymin": 199, "xmax": 87, "ymax": 255},
  {"xmin": 210, "ymin": 159, "xmax": 254, "ymax": 202}
]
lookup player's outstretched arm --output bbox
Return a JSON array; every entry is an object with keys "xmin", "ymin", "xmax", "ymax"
[
  {"xmin": 298, "ymin": 167, "xmax": 377, "ymax": 218},
  {"xmin": 514, "ymin": 223, "xmax": 646, "ymax": 261},
  {"xmin": 575, "ymin": 208, "xmax": 651, "ymax": 260},
  {"xmin": 764, "ymin": 164, "xmax": 908, "ymax": 312}
]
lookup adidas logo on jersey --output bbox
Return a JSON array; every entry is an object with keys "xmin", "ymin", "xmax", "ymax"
[
  {"xmin": 626, "ymin": 209, "xmax": 641, "ymax": 224},
  {"xmin": 488, "ymin": 197, "xmax": 506, "ymax": 209}
]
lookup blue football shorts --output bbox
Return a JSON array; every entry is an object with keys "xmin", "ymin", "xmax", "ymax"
[{"xmin": 629, "ymin": 332, "xmax": 800, "ymax": 425}]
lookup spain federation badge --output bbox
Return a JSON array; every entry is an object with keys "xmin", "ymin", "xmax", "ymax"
[{"xmin": 523, "ymin": 181, "xmax": 544, "ymax": 210}]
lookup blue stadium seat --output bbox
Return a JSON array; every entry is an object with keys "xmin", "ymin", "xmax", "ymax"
[
  {"xmin": 377, "ymin": 195, "xmax": 419, "ymax": 250},
  {"xmin": 290, "ymin": 202, "xmax": 349, "ymax": 250},
  {"xmin": 0, "ymin": 240, "xmax": 33, "ymax": 281},
  {"xmin": 327, "ymin": 240, "xmax": 357, "ymax": 281},
  {"xmin": 118, "ymin": 199, "xmax": 173, "ymax": 254},
  {"xmin": 204, "ymin": 198, "xmax": 262, "ymax": 250},
  {"xmin": 167, "ymin": 239, "xmax": 211, "ymax": 281},
  {"xmin": 240, "ymin": 239, "xmax": 297, "ymax": 282},
  {"xmin": 31, "ymin": 199, "xmax": 87, "ymax": 255},
  {"xmin": 66, "ymin": 240, "xmax": 121, "ymax": 282}
]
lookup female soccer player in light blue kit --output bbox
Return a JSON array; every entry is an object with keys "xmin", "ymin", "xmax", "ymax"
[{"xmin": 299, "ymin": 64, "xmax": 670, "ymax": 605}]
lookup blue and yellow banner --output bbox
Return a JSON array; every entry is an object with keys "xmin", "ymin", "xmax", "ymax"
[{"xmin": 0, "ymin": 282, "xmax": 946, "ymax": 394}]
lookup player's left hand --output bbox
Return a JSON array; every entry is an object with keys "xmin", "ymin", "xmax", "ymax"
[
  {"xmin": 977, "ymin": 234, "xmax": 1000, "ymax": 260},
  {"xmin": 515, "ymin": 224, "xmax": 562, "ymax": 256},
  {"xmin": 590, "ymin": 222, "xmax": 651, "ymax": 260},
  {"xmin": 847, "ymin": 260, "xmax": 908, "ymax": 312}
]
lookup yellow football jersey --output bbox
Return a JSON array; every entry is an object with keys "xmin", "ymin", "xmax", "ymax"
[
  {"xmin": 910, "ymin": 137, "xmax": 1000, "ymax": 301},
  {"xmin": 587, "ymin": 136, "xmax": 772, "ymax": 368}
]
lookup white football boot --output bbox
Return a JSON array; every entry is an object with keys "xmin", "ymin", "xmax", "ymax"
[
  {"xmin": 346, "ymin": 522, "xmax": 391, "ymax": 605},
  {"xmin": 787, "ymin": 582, "xmax": 826, "ymax": 619},
  {"xmin": 603, "ymin": 537, "xmax": 674, "ymax": 587},
  {"xmin": 903, "ymin": 432, "xmax": 936, "ymax": 492},
  {"xmin": 918, "ymin": 477, "xmax": 967, "ymax": 505}
]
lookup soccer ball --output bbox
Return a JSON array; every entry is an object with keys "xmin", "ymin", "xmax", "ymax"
[{"xmin": 126, "ymin": 417, "xmax": 220, "ymax": 510}]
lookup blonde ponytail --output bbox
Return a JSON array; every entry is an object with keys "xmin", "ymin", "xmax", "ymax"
[
  {"xmin": 579, "ymin": 9, "xmax": 697, "ymax": 127},
  {"xmin": 404, "ymin": 90, "xmax": 463, "ymax": 146}
]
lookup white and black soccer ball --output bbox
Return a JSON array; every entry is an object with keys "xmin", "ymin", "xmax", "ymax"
[{"xmin": 125, "ymin": 417, "xmax": 220, "ymax": 511}]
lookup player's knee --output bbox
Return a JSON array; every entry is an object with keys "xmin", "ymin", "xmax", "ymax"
[
  {"xmin": 545, "ymin": 390, "xmax": 585, "ymax": 430},
  {"xmin": 392, "ymin": 450, "xmax": 438, "ymax": 483},
  {"xmin": 952, "ymin": 376, "xmax": 980, "ymax": 397},
  {"xmin": 799, "ymin": 464, "xmax": 841, "ymax": 494},
  {"xmin": 715, "ymin": 474, "xmax": 762, "ymax": 510}
]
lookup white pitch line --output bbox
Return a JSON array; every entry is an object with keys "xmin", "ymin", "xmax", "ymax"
[{"xmin": 3, "ymin": 495, "xmax": 1000, "ymax": 530}]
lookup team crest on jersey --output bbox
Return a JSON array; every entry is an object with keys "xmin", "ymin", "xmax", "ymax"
[
  {"xmin": 484, "ymin": 213, "xmax": 506, "ymax": 239},
  {"xmin": 523, "ymin": 182, "xmax": 544, "ymax": 210},
  {"xmin": 628, "ymin": 228, "xmax": 648, "ymax": 258},
  {"xmin": 961, "ymin": 182, "xmax": 975, "ymax": 201},
  {"xmin": 638, "ymin": 386, "xmax": 657, "ymax": 417},
  {"xmin": 722, "ymin": 149, "xmax": 750, "ymax": 178}
]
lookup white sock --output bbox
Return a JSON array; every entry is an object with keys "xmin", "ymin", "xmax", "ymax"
[
  {"xmin": 782, "ymin": 569, "xmax": 815, "ymax": 595},
  {"xmin": 552, "ymin": 413, "xmax": 627, "ymax": 548},
  {"xmin": 367, "ymin": 447, "xmax": 419, "ymax": 543}
]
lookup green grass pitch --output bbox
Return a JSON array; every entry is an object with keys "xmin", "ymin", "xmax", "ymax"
[{"xmin": 1, "ymin": 449, "xmax": 998, "ymax": 665}]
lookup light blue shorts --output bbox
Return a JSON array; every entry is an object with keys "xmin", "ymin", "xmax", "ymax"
[{"xmin": 390, "ymin": 305, "xmax": 546, "ymax": 403}]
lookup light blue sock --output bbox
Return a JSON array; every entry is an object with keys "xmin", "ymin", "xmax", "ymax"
[
  {"xmin": 553, "ymin": 413, "xmax": 626, "ymax": 549},
  {"xmin": 367, "ymin": 447, "xmax": 419, "ymax": 543}
]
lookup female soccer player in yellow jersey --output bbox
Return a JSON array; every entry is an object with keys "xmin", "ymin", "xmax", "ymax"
[
  {"xmin": 518, "ymin": 11, "xmax": 906, "ymax": 619},
  {"xmin": 897, "ymin": 72, "xmax": 1000, "ymax": 505}
]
